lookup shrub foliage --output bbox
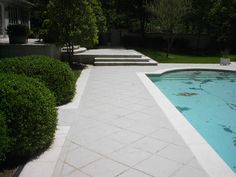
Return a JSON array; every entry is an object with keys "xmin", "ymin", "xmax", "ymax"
[
  {"xmin": 0, "ymin": 74, "xmax": 57, "ymax": 160},
  {"xmin": 0, "ymin": 55, "xmax": 76, "ymax": 105},
  {"xmin": 0, "ymin": 113, "xmax": 10, "ymax": 164}
]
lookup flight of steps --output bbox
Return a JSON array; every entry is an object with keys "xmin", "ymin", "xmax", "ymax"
[{"xmin": 62, "ymin": 48, "xmax": 158, "ymax": 66}]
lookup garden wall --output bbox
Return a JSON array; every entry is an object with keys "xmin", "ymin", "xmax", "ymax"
[{"xmin": 0, "ymin": 43, "xmax": 61, "ymax": 59}]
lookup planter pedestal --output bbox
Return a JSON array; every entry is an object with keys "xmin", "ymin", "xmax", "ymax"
[
  {"xmin": 9, "ymin": 36, "xmax": 28, "ymax": 44},
  {"xmin": 220, "ymin": 58, "xmax": 230, "ymax": 65}
]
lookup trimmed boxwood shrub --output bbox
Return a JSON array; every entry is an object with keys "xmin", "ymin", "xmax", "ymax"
[
  {"xmin": 0, "ymin": 55, "xmax": 76, "ymax": 105},
  {"xmin": 0, "ymin": 73, "xmax": 57, "ymax": 160},
  {"xmin": 0, "ymin": 112, "xmax": 10, "ymax": 164}
]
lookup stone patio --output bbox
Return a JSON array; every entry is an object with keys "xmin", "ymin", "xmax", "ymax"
[
  {"xmin": 19, "ymin": 62, "xmax": 236, "ymax": 177},
  {"xmin": 53, "ymin": 65, "xmax": 212, "ymax": 177}
]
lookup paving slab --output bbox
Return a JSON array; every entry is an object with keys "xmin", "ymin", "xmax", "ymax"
[
  {"xmin": 19, "ymin": 126, "xmax": 70, "ymax": 177},
  {"xmin": 20, "ymin": 62, "xmax": 235, "ymax": 177},
  {"xmin": 78, "ymin": 49, "xmax": 142, "ymax": 57},
  {"xmin": 51, "ymin": 64, "xmax": 224, "ymax": 177}
]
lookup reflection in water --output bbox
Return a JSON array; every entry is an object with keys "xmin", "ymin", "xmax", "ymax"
[
  {"xmin": 201, "ymin": 79, "xmax": 213, "ymax": 84},
  {"xmin": 189, "ymin": 87, "xmax": 203, "ymax": 91},
  {"xmin": 176, "ymin": 106, "xmax": 191, "ymax": 113},
  {"xmin": 228, "ymin": 103, "xmax": 236, "ymax": 110},
  {"xmin": 216, "ymin": 77, "xmax": 224, "ymax": 80},
  {"xmin": 183, "ymin": 81, "xmax": 193, "ymax": 85},
  {"xmin": 219, "ymin": 124, "xmax": 236, "ymax": 134},
  {"xmin": 176, "ymin": 92, "xmax": 198, "ymax": 96}
]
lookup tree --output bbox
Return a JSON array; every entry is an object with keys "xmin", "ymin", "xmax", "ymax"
[
  {"xmin": 88, "ymin": 0, "xmax": 107, "ymax": 35},
  {"xmin": 100, "ymin": 0, "xmax": 151, "ymax": 35},
  {"xmin": 47, "ymin": 0, "xmax": 98, "ymax": 63},
  {"xmin": 27, "ymin": 0, "xmax": 50, "ymax": 37},
  {"xmin": 115, "ymin": 0, "xmax": 150, "ymax": 36},
  {"xmin": 99, "ymin": 0, "xmax": 117, "ymax": 29},
  {"xmin": 185, "ymin": 0, "xmax": 236, "ymax": 52},
  {"xmin": 131, "ymin": 0, "xmax": 151, "ymax": 37},
  {"xmin": 147, "ymin": 0, "xmax": 191, "ymax": 57},
  {"xmin": 208, "ymin": 0, "xmax": 236, "ymax": 51},
  {"xmin": 186, "ymin": 0, "xmax": 211, "ymax": 50}
]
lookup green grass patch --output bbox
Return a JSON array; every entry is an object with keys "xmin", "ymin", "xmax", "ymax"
[{"xmin": 137, "ymin": 48, "xmax": 236, "ymax": 63}]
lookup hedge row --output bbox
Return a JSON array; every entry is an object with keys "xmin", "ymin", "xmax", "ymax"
[
  {"xmin": 0, "ymin": 55, "xmax": 76, "ymax": 105},
  {"xmin": 0, "ymin": 55, "xmax": 76, "ymax": 165},
  {"xmin": 0, "ymin": 112, "xmax": 10, "ymax": 163},
  {"xmin": 0, "ymin": 74, "xmax": 57, "ymax": 162}
]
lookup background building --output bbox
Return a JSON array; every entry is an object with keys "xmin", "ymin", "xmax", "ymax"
[{"xmin": 0, "ymin": 0, "xmax": 33, "ymax": 37}]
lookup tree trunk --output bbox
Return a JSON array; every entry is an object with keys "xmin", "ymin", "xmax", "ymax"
[
  {"xmin": 140, "ymin": 0, "xmax": 146, "ymax": 39},
  {"xmin": 66, "ymin": 42, "xmax": 73, "ymax": 66},
  {"xmin": 66, "ymin": 43, "xmax": 70, "ymax": 61},
  {"xmin": 166, "ymin": 33, "xmax": 175, "ymax": 58},
  {"xmin": 196, "ymin": 31, "xmax": 201, "ymax": 52},
  {"xmin": 166, "ymin": 37, "xmax": 170, "ymax": 58}
]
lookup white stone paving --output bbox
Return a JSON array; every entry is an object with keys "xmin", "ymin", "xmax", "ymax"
[
  {"xmin": 78, "ymin": 49, "xmax": 142, "ymax": 56},
  {"xmin": 19, "ymin": 126, "xmax": 70, "ymax": 177},
  {"xmin": 50, "ymin": 64, "xmax": 223, "ymax": 177}
]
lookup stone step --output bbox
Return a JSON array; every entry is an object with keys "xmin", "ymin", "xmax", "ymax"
[
  {"xmin": 95, "ymin": 57, "xmax": 149, "ymax": 62},
  {"xmin": 76, "ymin": 54, "xmax": 143, "ymax": 58},
  {"xmin": 75, "ymin": 49, "xmax": 143, "ymax": 59},
  {"xmin": 68, "ymin": 49, "xmax": 155, "ymax": 65},
  {"xmin": 94, "ymin": 60, "xmax": 158, "ymax": 66},
  {"xmin": 73, "ymin": 47, "xmax": 87, "ymax": 53},
  {"xmin": 61, "ymin": 45, "xmax": 80, "ymax": 50},
  {"xmin": 61, "ymin": 47, "xmax": 87, "ymax": 54}
]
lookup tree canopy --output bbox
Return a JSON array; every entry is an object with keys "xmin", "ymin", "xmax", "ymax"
[
  {"xmin": 147, "ymin": 0, "xmax": 191, "ymax": 57},
  {"xmin": 88, "ymin": 0, "xmax": 107, "ymax": 35},
  {"xmin": 48, "ymin": 0, "xmax": 98, "ymax": 48},
  {"xmin": 28, "ymin": 0, "xmax": 236, "ymax": 51}
]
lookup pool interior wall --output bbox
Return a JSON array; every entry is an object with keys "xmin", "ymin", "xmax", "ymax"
[{"xmin": 137, "ymin": 67, "xmax": 236, "ymax": 177}]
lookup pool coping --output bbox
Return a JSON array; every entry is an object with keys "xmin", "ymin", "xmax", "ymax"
[{"xmin": 137, "ymin": 66, "xmax": 236, "ymax": 177}]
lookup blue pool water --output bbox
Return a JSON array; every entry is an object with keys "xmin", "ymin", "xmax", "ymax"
[{"xmin": 148, "ymin": 70, "xmax": 236, "ymax": 173}]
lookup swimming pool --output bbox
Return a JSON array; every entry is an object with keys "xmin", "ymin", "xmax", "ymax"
[{"xmin": 148, "ymin": 69, "xmax": 236, "ymax": 173}]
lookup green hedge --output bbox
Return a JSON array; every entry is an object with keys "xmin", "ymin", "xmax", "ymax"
[
  {"xmin": 0, "ymin": 112, "xmax": 10, "ymax": 164},
  {"xmin": 0, "ymin": 74, "xmax": 57, "ymax": 160},
  {"xmin": 0, "ymin": 55, "xmax": 76, "ymax": 105}
]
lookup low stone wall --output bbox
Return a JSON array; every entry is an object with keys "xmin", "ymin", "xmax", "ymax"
[{"xmin": 0, "ymin": 42, "xmax": 61, "ymax": 59}]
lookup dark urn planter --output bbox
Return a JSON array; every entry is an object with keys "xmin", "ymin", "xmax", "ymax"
[
  {"xmin": 9, "ymin": 35, "xmax": 28, "ymax": 44},
  {"xmin": 7, "ymin": 24, "xmax": 29, "ymax": 44}
]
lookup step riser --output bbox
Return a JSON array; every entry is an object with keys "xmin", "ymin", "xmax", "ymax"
[
  {"xmin": 95, "ymin": 59, "xmax": 149, "ymax": 62},
  {"xmin": 62, "ymin": 49, "xmax": 85, "ymax": 52},
  {"xmin": 94, "ymin": 60, "xmax": 157, "ymax": 66},
  {"xmin": 77, "ymin": 55, "xmax": 143, "ymax": 58},
  {"xmin": 62, "ymin": 48, "xmax": 87, "ymax": 54},
  {"xmin": 94, "ymin": 62, "xmax": 157, "ymax": 66}
]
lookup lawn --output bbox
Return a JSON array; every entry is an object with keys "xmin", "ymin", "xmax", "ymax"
[{"xmin": 138, "ymin": 48, "xmax": 236, "ymax": 63}]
